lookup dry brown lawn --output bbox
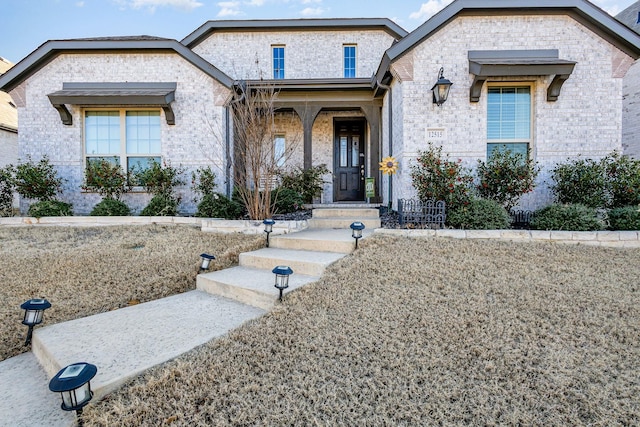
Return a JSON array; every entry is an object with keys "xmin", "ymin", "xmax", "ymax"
[
  {"xmin": 0, "ymin": 225, "xmax": 263, "ymax": 361},
  {"xmin": 74, "ymin": 234, "xmax": 640, "ymax": 426}
]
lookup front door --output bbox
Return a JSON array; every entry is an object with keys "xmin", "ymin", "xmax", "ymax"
[{"xmin": 334, "ymin": 120, "xmax": 365, "ymax": 201}]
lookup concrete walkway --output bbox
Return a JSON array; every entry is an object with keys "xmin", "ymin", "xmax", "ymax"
[{"xmin": 0, "ymin": 208, "xmax": 378, "ymax": 426}]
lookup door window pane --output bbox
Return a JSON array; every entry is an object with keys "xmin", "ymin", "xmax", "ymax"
[
  {"xmin": 351, "ymin": 136, "xmax": 359, "ymax": 167},
  {"xmin": 340, "ymin": 137, "xmax": 347, "ymax": 167}
]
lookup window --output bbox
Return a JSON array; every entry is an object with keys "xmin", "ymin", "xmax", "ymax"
[
  {"xmin": 274, "ymin": 135, "xmax": 286, "ymax": 167},
  {"xmin": 85, "ymin": 109, "xmax": 161, "ymax": 175},
  {"xmin": 344, "ymin": 45, "xmax": 356, "ymax": 78},
  {"xmin": 272, "ymin": 46, "xmax": 285, "ymax": 79},
  {"xmin": 487, "ymin": 86, "xmax": 531, "ymax": 158}
]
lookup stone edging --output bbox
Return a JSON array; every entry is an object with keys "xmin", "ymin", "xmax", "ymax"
[{"xmin": 374, "ymin": 228, "xmax": 640, "ymax": 248}]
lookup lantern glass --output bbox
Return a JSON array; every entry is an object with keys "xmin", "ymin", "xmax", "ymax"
[
  {"xmin": 60, "ymin": 382, "xmax": 91, "ymax": 410},
  {"xmin": 275, "ymin": 273, "xmax": 289, "ymax": 289},
  {"xmin": 201, "ymin": 258, "xmax": 211, "ymax": 270},
  {"xmin": 352, "ymin": 228, "xmax": 362, "ymax": 239},
  {"xmin": 431, "ymin": 67, "xmax": 453, "ymax": 106},
  {"xmin": 23, "ymin": 309, "xmax": 43, "ymax": 325}
]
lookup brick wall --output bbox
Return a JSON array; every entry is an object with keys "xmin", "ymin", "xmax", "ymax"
[
  {"xmin": 192, "ymin": 29, "xmax": 396, "ymax": 80},
  {"xmin": 623, "ymin": 60, "xmax": 640, "ymax": 158},
  {"xmin": 385, "ymin": 14, "xmax": 633, "ymax": 210},
  {"xmin": 0, "ymin": 128, "xmax": 17, "ymax": 167},
  {"xmin": 18, "ymin": 52, "xmax": 230, "ymax": 215}
]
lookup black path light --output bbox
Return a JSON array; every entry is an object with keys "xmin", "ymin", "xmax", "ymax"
[
  {"xmin": 263, "ymin": 218, "xmax": 275, "ymax": 247},
  {"xmin": 20, "ymin": 298, "xmax": 51, "ymax": 346},
  {"xmin": 272, "ymin": 265, "xmax": 293, "ymax": 302},
  {"xmin": 49, "ymin": 362, "xmax": 97, "ymax": 426},
  {"xmin": 199, "ymin": 253, "xmax": 215, "ymax": 273},
  {"xmin": 432, "ymin": 67, "xmax": 453, "ymax": 106},
  {"xmin": 350, "ymin": 221, "xmax": 365, "ymax": 249}
]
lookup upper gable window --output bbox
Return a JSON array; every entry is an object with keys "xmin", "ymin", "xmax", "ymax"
[
  {"xmin": 272, "ymin": 45, "xmax": 285, "ymax": 79},
  {"xmin": 344, "ymin": 45, "xmax": 356, "ymax": 78}
]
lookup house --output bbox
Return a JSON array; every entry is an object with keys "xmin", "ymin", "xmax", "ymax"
[
  {"xmin": 0, "ymin": 57, "xmax": 18, "ymax": 169},
  {"xmin": 1, "ymin": 0, "xmax": 639, "ymax": 215},
  {"xmin": 617, "ymin": 1, "xmax": 640, "ymax": 157}
]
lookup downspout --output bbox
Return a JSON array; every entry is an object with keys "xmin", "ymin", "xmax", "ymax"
[
  {"xmin": 225, "ymin": 81, "xmax": 246, "ymax": 198},
  {"xmin": 376, "ymin": 77, "xmax": 393, "ymax": 210}
]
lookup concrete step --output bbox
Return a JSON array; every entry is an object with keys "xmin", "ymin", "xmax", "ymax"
[
  {"xmin": 0, "ymin": 352, "xmax": 75, "ymax": 427},
  {"xmin": 197, "ymin": 266, "xmax": 319, "ymax": 310},
  {"xmin": 239, "ymin": 248, "xmax": 346, "ymax": 277},
  {"xmin": 31, "ymin": 291, "xmax": 265, "ymax": 403},
  {"xmin": 269, "ymin": 228, "xmax": 371, "ymax": 253},
  {"xmin": 312, "ymin": 208, "xmax": 380, "ymax": 219},
  {"xmin": 308, "ymin": 217, "xmax": 381, "ymax": 229}
]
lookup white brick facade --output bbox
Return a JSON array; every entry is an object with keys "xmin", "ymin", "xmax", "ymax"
[{"xmin": 0, "ymin": 129, "xmax": 17, "ymax": 168}]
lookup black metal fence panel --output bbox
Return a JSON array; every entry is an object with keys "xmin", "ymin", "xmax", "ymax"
[
  {"xmin": 398, "ymin": 199, "xmax": 446, "ymax": 229},
  {"xmin": 510, "ymin": 209, "xmax": 533, "ymax": 229}
]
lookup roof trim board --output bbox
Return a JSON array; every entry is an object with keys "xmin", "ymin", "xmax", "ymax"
[
  {"xmin": 47, "ymin": 82, "xmax": 177, "ymax": 125},
  {"xmin": 0, "ymin": 39, "xmax": 233, "ymax": 93},
  {"xmin": 181, "ymin": 18, "xmax": 408, "ymax": 49}
]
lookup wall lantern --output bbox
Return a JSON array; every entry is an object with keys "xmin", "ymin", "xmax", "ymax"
[
  {"xmin": 199, "ymin": 253, "xmax": 215, "ymax": 272},
  {"xmin": 263, "ymin": 219, "xmax": 275, "ymax": 247},
  {"xmin": 431, "ymin": 67, "xmax": 453, "ymax": 106},
  {"xmin": 272, "ymin": 265, "xmax": 293, "ymax": 301},
  {"xmin": 48, "ymin": 362, "xmax": 97, "ymax": 426},
  {"xmin": 20, "ymin": 298, "xmax": 51, "ymax": 346},
  {"xmin": 350, "ymin": 221, "xmax": 365, "ymax": 249}
]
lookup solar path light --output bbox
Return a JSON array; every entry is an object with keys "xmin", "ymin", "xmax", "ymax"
[
  {"xmin": 20, "ymin": 298, "xmax": 51, "ymax": 346},
  {"xmin": 263, "ymin": 218, "xmax": 275, "ymax": 247},
  {"xmin": 199, "ymin": 253, "xmax": 215, "ymax": 272},
  {"xmin": 272, "ymin": 265, "xmax": 293, "ymax": 302},
  {"xmin": 350, "ymin": 221, "xmax": 365, "ymax": 249},
  {"xmin": 49, "ymin": 362, "xmax": 98, "ymax": 426}
]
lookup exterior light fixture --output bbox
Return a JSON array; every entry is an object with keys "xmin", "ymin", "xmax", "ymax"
[
  {"xmin": 350, "ymin": 221, "xmax": 365, "ymax": 249},
  {"xmin": 20, "ymin": 298, "xmax": 51, "ymax": 346},
  {"xmin": 263, "ymin": 218, "xmax": 275, "ymax": 247},
  {"xmin": 49, "ymin": 362, "xmax": 97, "ymax": 426},
  {"xmin": 431, "ymin": 67, "xmax": 453, "ymax": 106},
  {"xmin": 199, "ymin": 253, "xmax": 215, "ymax": 272},
  {"xmin": 272, "ymin": 265, "xmax": 293, "ymax": 302}
]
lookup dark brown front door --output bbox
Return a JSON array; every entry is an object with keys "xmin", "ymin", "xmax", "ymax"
[{"xmin": 334, "ymin": 120, "xmax": 365, "ymax": 201}]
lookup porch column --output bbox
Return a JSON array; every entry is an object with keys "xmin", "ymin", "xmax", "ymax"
[
  {"xmin": 361, "ymin": 105, "xmax": 381, "ymax": 203},
  {"xmin": 293, "ymin": 105, "xmax": 322, "ymax": 169}
]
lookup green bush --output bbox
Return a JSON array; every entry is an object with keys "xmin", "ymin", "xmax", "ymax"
[
  {"xmin": 90, "ymin": 198, "xmax": 131, "ymax": 216},
  {"xmin": 83, "ymin": 158, "xmax": 130, "ymax": 200},
  {"xmin": 271, "ymin": 187, "xmax": 305, "ymax": 214},
  {"xmin": 447, "ymin": 198, "xmax": 510, "ymax": 230},
  {"xmin": 134, "ymin": 160, "xmax": 185, "ymax": 197},
  {"xmin": 191, "ymin": 166, "xmax": 217, "ymax": 199},
  {"xmin": 604, "ymin": 152, "xmax": 640, "ymax": 208},
  {"xmin": 476, "ymin": 148, "xmax": 539, "ymax": 210},
  {"xmin": 410, "ymin": 143, "xmax": 473, "ymax": 212},
  {"xmin": 141, "ymin": 195, "xmax": 179, "ymax": 216},
  {"xmin": 195, "ymin": 193, "xmax": 243, "ymax": 219},
  {"xmin": 278, "ymin": 164, "xmax": 328, "ymax": 204},
  {"xmin": 0, "ymin": 166, "xmax": 14, "ymax": 217},
  {"xmin": 531, "ymin": 204, "xmax": 602, "ymax": 231},
  {"xmin": 12, "ymin": 156, "xmax": 64, "ymax": 201},
  {"xmin": 28, "ymin": 200, "xmax": 73, "ymax": 217},
  {"xmin": 551, "ymin": 158, "xmax": 607, "ymax": 209},
  {"xmin": 608, "ymin": 206, "xmax": 640, "ymax": 230}
]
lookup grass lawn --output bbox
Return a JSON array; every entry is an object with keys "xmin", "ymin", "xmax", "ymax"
[{"xmin": 2, "ymin": 227, "xmax": 639, "ymax": 425}]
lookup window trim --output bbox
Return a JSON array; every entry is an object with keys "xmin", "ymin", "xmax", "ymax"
[
  {"xmin": 83, "ymin": 107, "xmax": 162, "ymax": 179},
  {"xmin": 272, "ymin": 45, "xmax": 285, "ymax": 79},
  {"xmin": 486, "ymin": 82, "xmax": 534, "ymax": 159},
  {"xmin": 274, "ymin": 134, "xmax": 286, "ymax": 167},
  {"xmin": 343, "ymin": 44, "xmax": 357, "ymax": 78}
]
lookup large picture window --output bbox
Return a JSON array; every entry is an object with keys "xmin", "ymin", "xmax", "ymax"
[
  {"xmin": 85, "ymin": 109, "xmax": 161, "ymax": 174},
  {"xmin": 487, "ymin": 86, "xmax": 531, "ymax": 158}
]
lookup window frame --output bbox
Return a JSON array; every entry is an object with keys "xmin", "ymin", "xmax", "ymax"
[
  {"xmin": 486, "ymin": 82, "xmax": 534, "ymax": 159},
  {"xmin": 272, "ymin": 45, "xmax": 285, "ymax": 79},
  {"xmin": 343, "ymin": 44, "xmax": 357, "ymax": 78},
  {"xmin": 274, "ymin": 134, "xmax": 286, "ymax": 168},
  {"xmin": 83, "ymin": 108, "xmax": 162, "ymax": 181}
]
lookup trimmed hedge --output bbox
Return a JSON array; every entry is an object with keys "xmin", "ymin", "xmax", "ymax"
[
  {"xmin": 448, "ymin": 198, "xmax": 510, "ymax": 230},
  {"xmin": 531, "ymin": 204, "xmax": 602, "ymax": 231}
]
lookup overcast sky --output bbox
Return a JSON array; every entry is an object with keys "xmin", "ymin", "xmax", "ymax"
[{"xmin": 0, "ymin": 0, "xmax": 637, "ymax": 64}]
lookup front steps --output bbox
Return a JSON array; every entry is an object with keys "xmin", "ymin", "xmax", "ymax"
[{"xmin": 308, "ymin": 208, "xmax": 381, "ymax": 229}]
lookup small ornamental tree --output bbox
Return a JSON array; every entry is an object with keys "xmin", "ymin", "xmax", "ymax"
[
  {"xmin": 550, "ymin": 157, "xmax": 608, "ymax": 209},
  {"xmin": 410, "ymin": 143, "xmax": 473, "ymax": 211},
  {"xmin": 476, "ymin": 148, "xmax": 539, "ymax": 210},
  {"xmin": 82, "ymin": 158, "xmax": 131, "ymax": 200},
  {"xmin": 603, "ymin": 152, "xmax": 640, "ymax": 208},
  {"xmin": 136, "ymin": 160, "xmax": 186, "ymax": 216},
  {"xmin": 12, "ymin": 156, "xmax": 64, "ymax": 201}
]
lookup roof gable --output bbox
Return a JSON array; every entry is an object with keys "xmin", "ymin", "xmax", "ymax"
[
  {"xmin": 376, "ymin": 0, "xmax": 640, "ymax": 83},
  {"xmin": 0, "ymin": 37, "xmax": 234, "ymax": 93}
]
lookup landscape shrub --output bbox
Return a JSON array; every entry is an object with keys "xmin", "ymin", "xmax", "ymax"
[
  {"xmin": 608, "ymin": 206, "xmax": 640, "ymax": 230},
  {"xmin": 278, "ymin": 164, "xmax": 329, "ymax": 204},
  {"xmin": 0, "ymin": 166, "xmax": 14, "ymax": 217},
  {"xmin": 271, "ymin": 187, "xmax": 305, "ymax": 214},
  {"xmin": 90, "ymin": 198, "xmax": 131, "ymax": 216},
  {"xmin": 447, "ymin": 198, "xmax": 510, "ymax": 230},
  {"xmin": 191, "ymin": 166, "xmax": 217, "ymax": 199},
  {"xmin": 140, "ymin": 195, "xmax": 179, "ymax": 217},
  {"xmin": 476, "ymin": 148, "xmax": 539, "ymax": 210},
  {"xmin": 82, "ymin": 158, "xmax": 130, "ymax": 200},
  {"xmin": 27, "ymin": 200, "xmax": 72, "ymax": 217},
  {"xmin": 550, "ymin": 158, "xmax": 607, "ymax": 209},
  {"xmin": 12, "ymin": 156, "xmax": 64, "ymax": 201},
  {"xmin": 410, "ymin": 143, "xmax": 473, "ymax": 212},
  {"xmin": 531, "ymin": 204, "xmax": 602, "ymax": 231},
  {"xmin": 604, "ymin": 152, "xmax": 640, "ymax": 208},
  {"xmin": 196, "ymin": 193, "xmax": 243, "ymax": 219}
]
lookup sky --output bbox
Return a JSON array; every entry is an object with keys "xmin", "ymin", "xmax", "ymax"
[{"xmin": 0, "ymin": 0, "xmax": 637, "ymax": 64}]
